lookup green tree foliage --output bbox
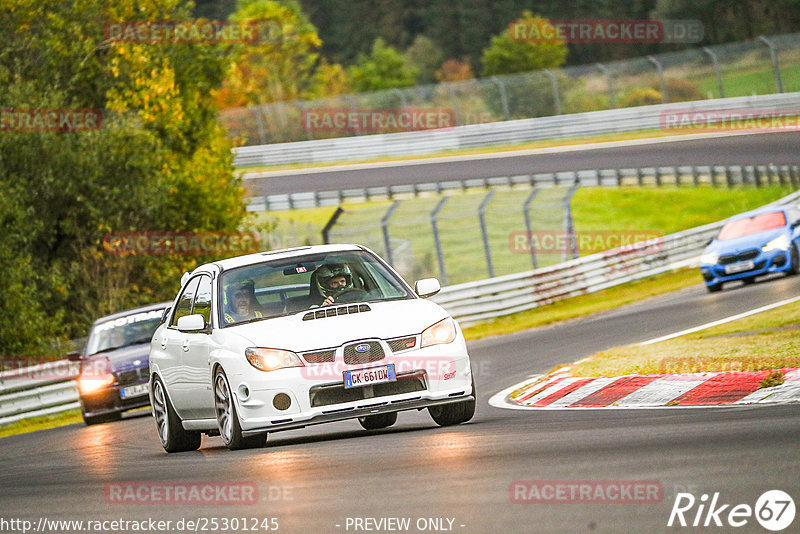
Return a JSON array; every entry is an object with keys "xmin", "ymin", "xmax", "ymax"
[
  {"xmin": 348, "ymin": 38, "xmax": 419, "ymax": 92},
  {"xmin": 0, "ymin": 0, "xmax": 247, "ymax": 355},
  {"xmin": 404, "ymin": 35, "xmax": 444, "ymax": 85},
  {"xmin": 481, "ymin": 12, "xmax": 568, "ymax": 76}
]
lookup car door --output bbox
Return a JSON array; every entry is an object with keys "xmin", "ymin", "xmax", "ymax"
[
  {"xmin": 160, "ymin": 276, "xmax": 200, "ymax": 416},
  {"xmin": 179, "ymin": 274, "xmax": 215, "ymax": 420}
]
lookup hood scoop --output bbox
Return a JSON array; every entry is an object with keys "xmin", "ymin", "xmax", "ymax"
[{"xmin": 302, "ymin": 304, "xmax": 371, "ymax": 321}]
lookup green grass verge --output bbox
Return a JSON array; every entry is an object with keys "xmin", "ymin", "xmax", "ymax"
[
  {"xmin": 0, "ymin": 408, "xmax": 82, "ymax": 439},
  {"xmin": 461, "ymin": 267, "xmax": 701, "ymax": 340},
  {"xmin": 253, "ymin": 185, "xmax": 794, "ymax": 286},
  {"xmin": 571, "ymin": 298, "xmax": 800, "ymax": 377}
]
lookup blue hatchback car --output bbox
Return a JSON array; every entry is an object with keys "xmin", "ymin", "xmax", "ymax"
[{"xmin": 700, "ymin": 205, "xmax": 800, "ymax": 292}]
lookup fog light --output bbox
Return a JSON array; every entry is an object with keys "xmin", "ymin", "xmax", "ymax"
[
  {"xmin": 237, "ymin": 384, "xmax": 250, "ymax": 401},
  {"xmin": 273, "ymin": 393, "xmax": 291, "ymax": 411}
]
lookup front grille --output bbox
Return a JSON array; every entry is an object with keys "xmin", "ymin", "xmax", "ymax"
[
  {"xmin": 343, "ymin": 341, "xmax": 385, "ymax": 364},
  {"xmin": 387, "ymin": 336, "xmax": 417, "ymax": 353},
  {"xmin": 115, "ymin": 367, "xmax": 148, "ymax": 387},
  {"xmin": 718, "ymin": 249, "xmax": 760, "ymax": 265},
  {"xmin": 309, "ymin": 371, "xmax": 427, "ymax": 408},
  {"xmin": 303, "ymin": 304, "xmax": 371, "ymax": 321},
  {"xmin": 302, "ymin": 349, "xmax": 336, "ymax": 364}
]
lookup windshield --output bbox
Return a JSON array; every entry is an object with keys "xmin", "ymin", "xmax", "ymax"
[
  {"xmin": 717, "ymin": 211, "xmax": 787, "ymax": 241},
  {"xmin": 219, "ymin": 250, "xmax": 413, "ymax": 326},
  {"xmin": 85, "ymin": 309, "xmax": 164, "ymax": 356}
]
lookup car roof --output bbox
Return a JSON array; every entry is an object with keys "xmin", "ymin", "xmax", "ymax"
[
  {"xmin": 92, "ymin": 301, "xmax": 172, "ymax": 325},
  {"xmin": 205, "ymin": 244, "xmax": 365, "ymax": 272}
]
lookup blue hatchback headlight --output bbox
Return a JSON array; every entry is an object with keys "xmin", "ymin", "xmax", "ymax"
[{"xmin": 700, "ymin": 252, "xmax": 718, "ymax": 264}]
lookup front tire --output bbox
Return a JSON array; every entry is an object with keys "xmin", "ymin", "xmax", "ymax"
[
  {"xmin": 428, "ymin": 378, "xmax": 476, "ymax": 426},
  {"xmin": 788, "ymin": 244, "xmax": 799, "ymax": 276},
  {"xmin": 358, "ymin": 412, "xmax": 397, "ymax": 430},
  {"xmin": 214, "ymin": 369, "xmax": 266, "ymax": 450},
  {"xmin": 706, "ymin": 282, "xmax": 722, "ymax": 293},
  {"xmin": 151, "ymin": 376, "xmax": 201, "ymax": 453}
]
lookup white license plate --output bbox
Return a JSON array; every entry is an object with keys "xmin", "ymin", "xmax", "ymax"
[
  {"xmin": 725, "ymin": 260, "xmax": 755, "ymax": 274},
  {"xmin": 343, "ymin": 364, "xmax": 396, "ymax": 389},
  {"xmin": 120, "ymin": 383, "xmax": 149, "ymax": 399}
]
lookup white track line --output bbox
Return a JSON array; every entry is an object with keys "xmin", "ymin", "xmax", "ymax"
[{"xmin": 636, "ymin": 295, "xmax": 800, "ymax": 346}]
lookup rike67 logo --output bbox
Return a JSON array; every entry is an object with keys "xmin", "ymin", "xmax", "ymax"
[{"xmin": 668, "ymin": 490, "xmax": 795, "ymax": 531}]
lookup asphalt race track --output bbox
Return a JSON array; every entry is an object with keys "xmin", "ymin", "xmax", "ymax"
[
  {"xmin": 2, "ymin": 274, "xmax": 799, "ymax": 533},
  {"xmin": 245, "ymin": 131, "xmax": 800, "ymax": 196}
]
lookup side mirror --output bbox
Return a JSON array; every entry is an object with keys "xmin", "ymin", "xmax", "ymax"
[
  {"xmin": 705, "ymin": 238, "xmax": 714, "ymax": 246},
  {"xmin": 414, "ymin": 278, "xmax": 441, "ymax": 298},
  {"xmin": 66, "ymin": 351, "xmax": 82, "ymax": 362},
  {"xmin": 176, "ymin": 314, "xmax": 207, "ymax": 332},
  {"xmin": 791, "ymin": 220, "xmax": 800, "ymax": 229}
]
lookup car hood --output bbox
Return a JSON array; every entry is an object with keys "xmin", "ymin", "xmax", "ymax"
[
  {"xmin": 223, "ymin": 298, "xmax": 449, "ymax": 352},
  {"xmin": 84, "ymin": 343, "xmax": 151, "ymax": 373},
  {"xmin": 706, "ymin": 228, "xmax": 787, "ymax": 255}
]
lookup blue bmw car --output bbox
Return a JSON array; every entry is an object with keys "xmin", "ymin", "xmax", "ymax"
[{"xmin": 700, "ymin": 205, "xmax": 800, "ymax": 292}]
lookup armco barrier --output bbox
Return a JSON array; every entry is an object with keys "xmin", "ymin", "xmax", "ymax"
[
  {"xmin": 234, "ymin": 92, "xmax": 800, "ymax": 168},
  {"xmin": 2, "ymin": 188, "xmax": 799, "ymax": 425}
]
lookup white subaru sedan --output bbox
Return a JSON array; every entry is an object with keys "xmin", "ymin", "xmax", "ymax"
[{"xmin": 149, "ymin": 244, "xmax": 475, "ymax": 452}]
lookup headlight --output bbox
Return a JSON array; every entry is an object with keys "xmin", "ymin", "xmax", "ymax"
[
  {"xmin": 421, "ymin": 318, "xmax": 457, "ymax": 347},
  {"xmin": 700, "ymin": 252, "xmax": 719, "ymax": 264},
  {"xmin": 762, "ymin": 235, "xmax": 791, "ymax": 252},
  {"xmin": 245, "ymin": 348, "xmax": 304, "ymax": 372},
  {"xmin": 78, "ymin": 372, "xmax": 115, "ymax": 394}
]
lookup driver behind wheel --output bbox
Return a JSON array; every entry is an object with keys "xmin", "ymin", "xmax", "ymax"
[{"xmin": 314, "ymin": 264, "xmax": 354, "ymax": 306}]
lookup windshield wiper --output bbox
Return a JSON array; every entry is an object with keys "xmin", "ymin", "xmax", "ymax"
[{"xmin": 87, "ymin": 345, "xmax": 124, "ymax": 356}]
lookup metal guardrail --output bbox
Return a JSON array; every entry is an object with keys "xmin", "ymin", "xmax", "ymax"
[
  {"xmin": 3, "ymin": 187, "xmax": 799, "ymax": 425},
  {"xmin": 234, "ymin": 92, "xmax": 800, "ymax": 168},
  {"xmin": 431, "ymin": 189, "xmax": 800, "ymax": 326},
  {"xmin": 248, "ymin": 163, "xmax": 800, "ymax": 212},
  {"xmin": 0, "ymin": 361, "xmax": 80, "ymax": 426}
]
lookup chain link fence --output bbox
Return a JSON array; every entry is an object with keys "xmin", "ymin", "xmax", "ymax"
[{"xmin": 221, "ymin": 33, "xmax": 800, "ymax": 146}]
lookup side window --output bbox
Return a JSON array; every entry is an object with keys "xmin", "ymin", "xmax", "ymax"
[
  {"xmin": 193, "ymin": 276, "xmax": 213, "ymax": 325},
  {"xmin": 170, "ymin": 277, "xmax": 200, "ymax": 327}
]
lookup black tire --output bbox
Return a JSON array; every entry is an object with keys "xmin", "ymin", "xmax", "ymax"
[
  {"xmin": 151, "ymin": 376, "xmax": 201, "ymax": 453},
  {"xmin": 358, "ymin": 412, "xmax": 397, "ymax": 430},
  {"xmin": 788, "ymin": 244, "xmax": 799, "ymax": 276},
  {"xmin": 706, "ymin": 282, "xmax": 722, "ymax": 293},
  {"xmin": 81, "ymin": 408, "xmax": 121, "ymax": 426},
  {"xmin": 214, "ymin": 369, "xmax": 267, "ymax": 450},
  {"xmin": 428, "ymin": 378, "xmax": 476, "ymax": 427},
  {"xmin": 742, "ymin": 276, "xmax": 756, "ymax": 285}
]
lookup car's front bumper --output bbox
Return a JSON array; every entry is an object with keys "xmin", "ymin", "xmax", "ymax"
[
  {"xmin": 700, "ymin": 248, "xmax": 791, "ymax": 286},
  {"xmin": 229, "ymin": 341, "xmax": 474, "ymax": 434},
  {"xmin": 79, "ymin": 378, "xmax": 150, "ymax": 417}
]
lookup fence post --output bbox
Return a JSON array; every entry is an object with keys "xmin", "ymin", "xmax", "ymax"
[
  {"xmin": 446, "ymin": 84, "xmax": 462, "ymax": 126},
  {"xmin": 725, "ymin": 166, "xmax": 734, "ymax": 188},
  {"xmin": 253, "ymin": 106, "xmax": 268, "ymax": 145},
  {"xmin": 543, "ymin": 69, "xmax": 562, "ymax": 115},
  {"xmin": 381, "ymin": 200, "xmax": 401, "ymax": 265},
  {"xmin": 490, "ymin": 76, "xmax": 511, "ymax": 120},
  {"xmin": 646, "ymin": 56, "xmax": 669, "ymax": 103},
  {"xmin": 637, "ymin": 167, "xmax": 644, "ymax": 186},
  {"xmin": 563, "ymin": 181, "xmax": 581, "ymax": 261},
  {"xmin": 431, "ymin": 197, "xmax": 449, "ymax": 286},
  {"xmin": 321, "ymin": 207, "xmax": 344, "ymax": 244},
  {"xmin": 522, "ymin": 187, "xmax": 540, "ymax": 270},
  {"xmin": 478, "ymin": 190, "xmax": 496, "ymax": 278},
  {"xmin": 790, "ymin": 165, "xmax": 799, "ymax": 188},
  {"xmin": 392, "ymin": 88, "xmax": 409, "ymax": 109},
  {"xmin": 595, "ymin": 63, "xmax": 616, "ymax": 108},
  {"xmin": 702, "ymin": 47, "xmax": 725, "ymax": 98},
  {"xmin": 758, "ymin": 36, "xmax": 784, "ymax": 94},
  {"xmin": 692, "ymin": 165, "xmax": 699, "ymax": 187}
]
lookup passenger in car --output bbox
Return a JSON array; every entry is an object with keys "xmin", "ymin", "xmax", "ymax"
[{"xmin": 224, "ymin": 279, "xmax": 264, "ymax": 323}]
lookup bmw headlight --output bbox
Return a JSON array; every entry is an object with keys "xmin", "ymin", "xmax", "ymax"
[
  {"xmin": 762, "ymin": 235, "xmax": 791, "ymax": 252},
  {"xmin": 421, "ymin": 318, "xmax": 457, "ymax": 347},
  {"xmin": 245, "ymin": 348, "xmax": 304, "ymax": 372},
  {"xmin": 699, "ymin": 252, "xmax": 719, "ymax": 265}
]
